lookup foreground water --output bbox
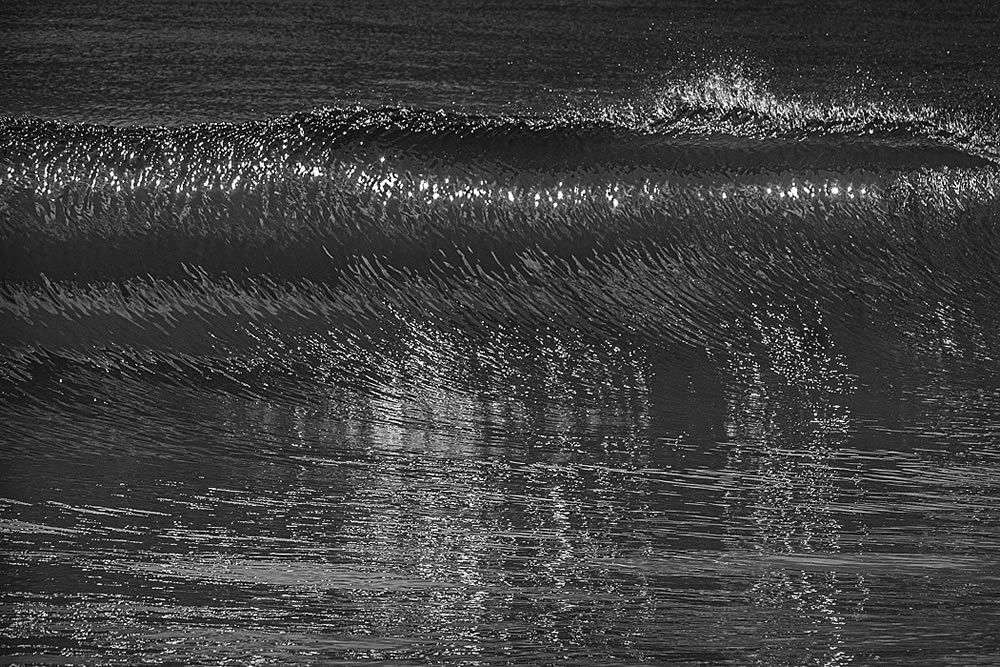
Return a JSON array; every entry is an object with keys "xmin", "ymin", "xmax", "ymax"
[{"xmin": 3, "ymin": 2, "xmax": 1000, "ymax": 665}]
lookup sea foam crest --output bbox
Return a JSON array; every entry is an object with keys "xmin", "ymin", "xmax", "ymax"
[{"xmin": 594, "ymin": 67, "xmax": 998, "ymax": 160}]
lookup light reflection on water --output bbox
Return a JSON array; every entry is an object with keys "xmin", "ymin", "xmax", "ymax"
[
  {"xmin": 3, "ymin": 310, "xmax": 1000, "ymax": 665},
  {"xmin": 4, "ymin": 3, "xmax": 1000, "ymax": 661}
]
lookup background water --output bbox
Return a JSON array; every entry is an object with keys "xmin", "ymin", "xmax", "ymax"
[{"xmin": 3, "ymin": 1, "xmax": 1000, "ymax": 665}]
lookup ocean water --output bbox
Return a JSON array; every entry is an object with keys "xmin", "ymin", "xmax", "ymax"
[{"xmin": 3, "ymin": 1, "xmax": 1000, "ymax": 665}]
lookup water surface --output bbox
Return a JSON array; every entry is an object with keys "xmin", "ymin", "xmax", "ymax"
[{"xmin": 3, "ymin": 1, "xmax": 1000, "ymax": 665}]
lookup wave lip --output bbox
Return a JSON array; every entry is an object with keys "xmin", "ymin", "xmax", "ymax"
[{"xmin": 1, "ymin": 105, "xmax": 994, "ymax": 175}]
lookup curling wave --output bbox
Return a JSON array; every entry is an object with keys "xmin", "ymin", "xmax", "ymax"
[{"xmin": 2, "ymin": 75, "xmax": 1000, "ymax": 395}]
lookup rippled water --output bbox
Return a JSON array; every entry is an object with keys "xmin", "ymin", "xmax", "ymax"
[{"xmin": 3, "ymin": 1, "xmax": 1000, "ymax": 665}]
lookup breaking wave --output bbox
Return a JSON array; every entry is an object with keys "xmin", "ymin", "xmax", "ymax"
[{"xmin": 3, "ymin": 71, "xmax": 1000, "ymax": 394}]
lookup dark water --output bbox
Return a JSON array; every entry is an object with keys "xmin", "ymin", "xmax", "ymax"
[{"xmin": 3, "ymin": 1, "xmax": 1000, "ymax": 665}]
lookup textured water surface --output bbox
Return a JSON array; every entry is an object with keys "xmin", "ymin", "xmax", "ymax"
[{"xmin": 3, "ymin": 1, "xmax": 1000, "ymax": 665}]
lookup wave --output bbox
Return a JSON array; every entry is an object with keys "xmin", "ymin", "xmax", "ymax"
[{"xmin": 3, "ymin": 72, "xmax": 1000, "ymax": 395}]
